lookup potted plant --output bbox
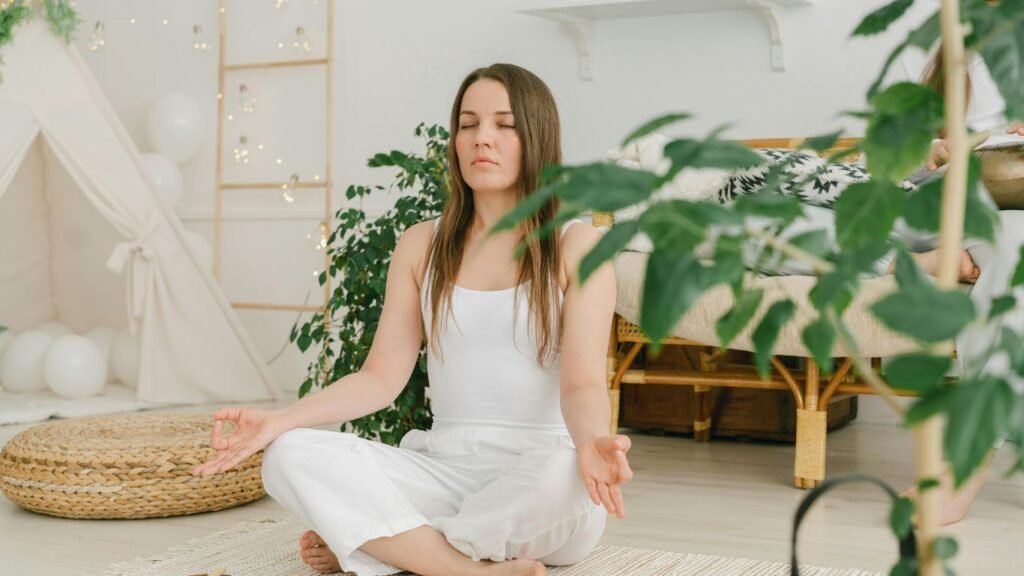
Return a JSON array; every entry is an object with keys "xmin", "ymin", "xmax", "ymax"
[{"xmin": 291, "ymin": 123, "xmax": 448, "ymax": 446}]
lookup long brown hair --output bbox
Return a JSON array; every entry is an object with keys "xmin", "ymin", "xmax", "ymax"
[
  {"xmin": 426, "ymin": 63, "xmax": 563, "ymax": 366},
  {"xmin": 921, "ymin": 48, "xmax": 974, "ymax": 138}
]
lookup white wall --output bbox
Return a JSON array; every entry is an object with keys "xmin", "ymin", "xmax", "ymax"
[{"xmin": 67, "ymin": 0, "xmax": 934, "ymax": 424}]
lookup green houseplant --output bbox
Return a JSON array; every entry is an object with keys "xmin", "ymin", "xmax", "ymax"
[
  {"xmin": 291, "ymin": 123, "xmax": 448, "ymax": 446},
  {"xmin": 495, "ymin": 1, "xmax": 1023, "ymax": 574}
]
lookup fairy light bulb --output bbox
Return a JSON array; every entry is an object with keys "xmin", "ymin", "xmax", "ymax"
[
  {"xmin": 86, "ymin": 21, "xmax": 106, "ymax": 52},
  {"xmin": 238, "ymin": 83, "xmax": 256, "ymax": 114},
  {"xmin": 192, "ymin": 25, "xmax": 210, "ymax": 51},
  {"xmin": 275, "ymin": 0, "xmax": 290, "ymax": 7},
  {"xmin": 281, "ymin": 173, "xmax": 299, "ymax": 203},
  {"xmin": 293, "ymin": 26, "xmax": 311, "ymax": 53},
  {"xmin": 233, "ymin": 135, "xmax": 250, "ymax": 164}
]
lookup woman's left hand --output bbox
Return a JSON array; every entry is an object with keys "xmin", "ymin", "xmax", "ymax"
[
  {"xmin": 576, "ymin": 435, "xmax": 634, "ymax": 519},
  {"xmin": 1008, "ymin": 122, "xmax": 1024, "ymax": 136}
]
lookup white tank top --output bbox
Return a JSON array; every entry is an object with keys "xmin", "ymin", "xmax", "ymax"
[{"xmin": 420, "ymin": 217, "xmax": 584, "ymax": 433}]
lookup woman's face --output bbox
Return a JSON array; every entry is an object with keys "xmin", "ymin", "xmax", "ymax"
[{"xmin": 455, "ymin": 78, "xmax": 522, "ymax": 195}]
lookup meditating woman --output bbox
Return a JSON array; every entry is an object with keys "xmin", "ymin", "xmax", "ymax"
[{"xmin": 191, "ymin": 63, "xmax": 633, "ymax": 576}]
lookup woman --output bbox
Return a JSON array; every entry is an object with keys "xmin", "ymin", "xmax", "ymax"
[{"xmin": 191, "ymin": 63, "xmax": 632, "ymax": 576}]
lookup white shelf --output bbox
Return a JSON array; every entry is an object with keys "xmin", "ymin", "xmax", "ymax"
[{"xmin": 517, "ymin": 0, "xmax": 816, "ymax": 79}]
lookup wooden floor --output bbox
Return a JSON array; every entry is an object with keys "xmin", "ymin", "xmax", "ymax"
[{"xmin": 1, "ymin": 401, "xmax": 1020, "ymax": 575}]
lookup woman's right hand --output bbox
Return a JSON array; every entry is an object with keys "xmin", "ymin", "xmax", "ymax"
[
  {"xmin": 927, "ymin": 139, "xmax": 950, "ymax": 171},
  {"xmin": 191, "ymin": 407, "xmax": 284, "ymax": 477}
]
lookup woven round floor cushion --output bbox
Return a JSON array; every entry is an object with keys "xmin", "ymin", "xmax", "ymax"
[{"xmin": 0, "ymin": 413, "xmax": 265, "ymax": 519}]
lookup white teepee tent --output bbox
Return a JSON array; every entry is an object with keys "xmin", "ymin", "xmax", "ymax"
[{"xmin": 0, "ymin": 20, "xmax": 280, "ymax": 405}]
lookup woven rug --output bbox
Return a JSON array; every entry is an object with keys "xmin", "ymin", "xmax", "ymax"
[{"xmin": 85, "ymin": 517, "xmax": 882, "ymax": 576}]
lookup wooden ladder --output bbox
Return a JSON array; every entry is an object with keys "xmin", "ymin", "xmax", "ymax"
[{"xmin": 212, "ymin": 0, "xmax": 335, "ymax": 316}]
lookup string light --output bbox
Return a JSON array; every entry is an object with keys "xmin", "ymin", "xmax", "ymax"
[
  {"xmin": 293, "ymin": 26, "xmax": 311, "ymax": 53},
  {"xmin": 275, "ymin": 0, "xmax": 291, "ymax": 8},
  {"xmin": 86, "ymin": 21, "xmax": 106, "ymax": 52},
  {"xmin": 238, "ymin": 83, "xmax": 256, "ymax": 114},
  {"xmin": 281, "ymin": 173, "xmax": 299, "ymax": 203},
  {"xmin": 192, "ymin": 25, "xmax": 210, "ymax": 51},
  {"xmin": 233, "ymin": 135, "xmax": 250, "ymax": 164}
]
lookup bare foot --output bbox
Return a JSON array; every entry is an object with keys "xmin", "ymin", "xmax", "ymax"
[
  {"xmin": 299, "ymin": 530, "xmax": 343, "ymax": 574},
  {"xmin": 888, "ymin": 249, "xmax": 980, "ymax": 284},
  {"xmin": 483, "ymin": 558, "xmax": 548, "ymax": 576},
  {"xmin": 903, "ymin": 465, "xmax": 989, "ymax": 526}
]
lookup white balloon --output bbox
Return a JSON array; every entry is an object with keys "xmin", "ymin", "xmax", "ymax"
[
  {"xmin": 112, "ymin": 329, "xmax": 141, "ymax": 388},
  {"xmin": 145, "ymin": 92, "xmax": 205, "ymax": 164},
  {"xmin": 140, "ymin": 153, "xmax": 184, "ymax": 208},
  {"xmin": 0, "ymin": 331, "xmax": 55, "ymax": 392},
  {"xmin": 36, "ymin": 321, "xmax": 73, "ymax": 339},
  {"xmin": 85, "ymin": 326, "xmax": 118, "ymax": 384},
  {"xmin": 183, "ymin": 231, "xmax": 213, "ymax": 271},
  {"xmin": 44, "ymin": 335, "xmax": 107, "ymax": 399}
]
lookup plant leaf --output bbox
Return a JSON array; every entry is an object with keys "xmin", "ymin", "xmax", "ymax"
[
  {"xmin": 716, "ymin": 288, "xmax": 764, "ymax": 350},
  {"xmin": 639, "ymin": 251, "xmax": 708, "ymax": 352},
  {"xmin": 834, "ymin": 180, "xmax": 905, "ymax": 251},
  {"xmin": 864, "ymin": 82, "xmax": 945, "ymax": 183},
  {"xmin": 802, "ymin": 130, "xmax": 844, "ymax": 152},
  {"xmin": 622, "ymin": 113, "xmax": 691, "ymax": 146},
  {"xmin": 579, "ymin": 219, "xmax": 641, "ymax": 284},
  {"xmin": 872, "ymin": 284, "xmax": 975, "ymax": 344},
  {"xmin": 853, "ymin": 0, "xmax": 913, "ymax": 37},
  {"xmin": 945, "ymin": 376, "xmax": 1015, "ymax": 485},
  {"xmin": 889, "ymin": 496, "xmax": 915, "ymax": 539},
  {"xmin": 801, "ymin": 316, "xmax": 835, "ymax": 374},
  {"xmin": 752, "ymin": 299, "xmax": 796, "ymax": 378},
  {"xmin": 885, "ymin": 353, "xmax": 952, "ymax": 394}
]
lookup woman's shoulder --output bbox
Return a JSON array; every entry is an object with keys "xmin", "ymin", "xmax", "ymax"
[
  {"xmin": 559, "ymin": 218, "xmax": 603, "ymax": 273},
  {"xmin": 398, "ymin": 219, "xmax": 437, "ymax": 289},
  {"xmin": 560, "ymin": 218, "xmax": 601, "ymax": 248}
]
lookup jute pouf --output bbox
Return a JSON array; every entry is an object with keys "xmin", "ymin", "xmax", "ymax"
[{"xmin": 0, "ymin": 413, "xmax": 265, "ymax": 519}]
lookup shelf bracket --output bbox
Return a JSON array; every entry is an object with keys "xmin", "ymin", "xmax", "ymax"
[
  {"xmin": 746, "ymin": 0, "xmax": 788, "ymax": 72},
  {"xmin": 549, "ymin": 14, "xmax": 597, "ymax": 81}
]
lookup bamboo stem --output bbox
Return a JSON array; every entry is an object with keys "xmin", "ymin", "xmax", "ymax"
[
  {"xmin": 918, "ymin": 2, "xmax": 970, "ymax": 573},
  {"xmin": 828, "ymin": 310, "xmax": 906, "ymax": 415},
  {"xmin": 745, "ymin": 226, "xmax": 835, "ymax": 274}
]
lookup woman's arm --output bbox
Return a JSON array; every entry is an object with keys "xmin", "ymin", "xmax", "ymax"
[
  {"xmin": 559, "ymin": 223, "xmax": 617, "ymax": 444},
  {"xmin": 192, "ymin": 221, "xmax": 433, "ymax": 476},
  {"xmin": 558, "ymin": 222, "xmax": 633, "ymax": 518},
  {"xmin": 270, "ymin": 220, "xmax": 433, "ymax": 435}
]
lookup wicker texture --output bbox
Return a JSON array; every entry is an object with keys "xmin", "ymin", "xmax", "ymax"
[{"xmin": 0, "ymin": 413, "xmax": 265, "ymax": 519}]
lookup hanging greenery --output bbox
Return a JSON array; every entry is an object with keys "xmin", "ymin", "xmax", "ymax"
[{"xmin": 0, "ymin": 0, "xmax": 79, "ymax": 79}]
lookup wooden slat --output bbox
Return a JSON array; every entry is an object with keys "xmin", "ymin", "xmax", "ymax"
[
  {"xmin": 224, "ymin": 58, "xmax": 328, "ymax": 71},
  {"xmin": 232, "ymin": 302, "xmax": 323, "ymax": 313},
  {"xmin": 213, "ymin": 0, "xmax": 227, "ymax": 280},
  {"xmin": 220, "ymin": 181, "xmax": 328, "ymax": 190}
]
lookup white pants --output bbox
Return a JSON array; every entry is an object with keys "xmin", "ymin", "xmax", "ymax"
[{"xmin": 261, "ymin": 425, "xmax": 607, "ymax": 576}]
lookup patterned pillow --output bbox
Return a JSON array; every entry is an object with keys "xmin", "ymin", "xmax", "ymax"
[{"xmin": 714, "ymin": 148, "xmax": 916, "ymax": 209}]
